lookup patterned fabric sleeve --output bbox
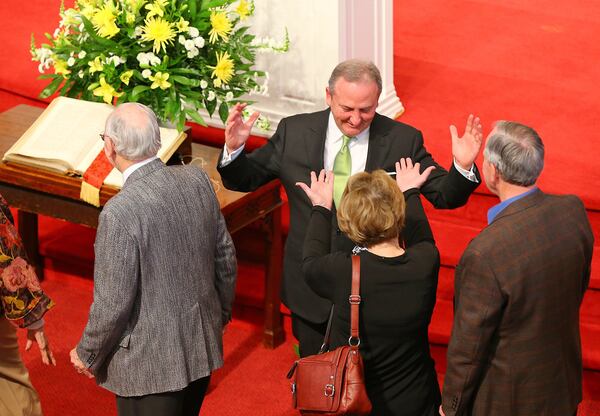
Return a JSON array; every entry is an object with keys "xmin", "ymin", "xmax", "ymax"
[{"xmin": 0, "ymin": 194, "xmax": 54, "ymax": 328}]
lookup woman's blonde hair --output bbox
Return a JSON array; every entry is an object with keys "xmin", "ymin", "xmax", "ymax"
[{"xmin": 337, "ymin": 170, "xmax": 406, "ymax": 247}]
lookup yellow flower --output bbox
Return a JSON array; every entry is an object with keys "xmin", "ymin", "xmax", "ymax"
[
  {"xmin": 88, "ymin": 56, "xmax": 104, "ymax": 74},
  {"xmin": 125, "ymin": 12, "xmax": 136, "ymax": 24},
  {"xmin": 93, "ymin": 76, "xmax": 123, "ymax": 104},
  {"xmin": 92, "ymin": 4, "xmax": 119, "ymax": 38},
  {"xmin": 148, "ymin": 72, "xmax": 171, "ymax": 90},
  {"xmin": 53, "ymin": 59, "xmax": 71, "ymax": 77},
  {"xmin": 236, "ymin": 0, "xmax": 251, "ymax": 21},
  {"xmin": 209, "ymin": 51, "xmax": 234, "ymax": 85},
  {"xmin": 144, "ymin": 0, "xmax": 168, "ymax": 19},
  {"xmin": 120, "ymin": 70, "xmax": 134, "ymax": 86},
  {"xmin": 124, "ymin": 0, "xmax": 146, "ymax": 13},
  {"xmin": 141, "ymin": 16, "xmax": 176, "ymax": 54},
  {"xmin": 176, "ymin": 17, "xmax": 189, "ymax": 33},
  {"xmin": 208, "ymin": 11, "xmax": 232, "ymax": 43}
]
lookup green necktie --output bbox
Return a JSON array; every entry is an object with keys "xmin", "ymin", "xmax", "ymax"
[{"xmin": 333, "ymin": 135, "xmax": 352, "ymax": 207}]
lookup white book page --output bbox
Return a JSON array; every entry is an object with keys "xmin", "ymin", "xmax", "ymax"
[{"xmin": 6, "ymin": 97, "xmax": 114, "ymax": 173}]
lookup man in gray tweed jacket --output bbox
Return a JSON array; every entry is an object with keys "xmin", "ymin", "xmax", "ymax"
[{"xmin": 70, "ymin": 103, "xmax": 237, "ymax": 416}]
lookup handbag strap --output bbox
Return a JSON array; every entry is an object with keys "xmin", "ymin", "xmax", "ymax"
[
  {"xmin": 349, "ymin": 255, "xmax": 361, "ymax": 348},
  {"xmin": 318, "ymin": 304, "xmax": 335, "ymax": 354}
]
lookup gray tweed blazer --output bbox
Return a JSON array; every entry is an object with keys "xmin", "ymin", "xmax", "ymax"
[{"xmin": 76, "ymin": 159, "xmax": 237, "ymax": 397}]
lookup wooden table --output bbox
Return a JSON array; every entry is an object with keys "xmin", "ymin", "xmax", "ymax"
[{"xmin": 0, "ymin": 104, "xmax": 285, "ymax": 348}]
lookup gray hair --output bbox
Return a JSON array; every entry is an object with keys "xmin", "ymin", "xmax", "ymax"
[
  {"xmin": 105, "ymin": 102, "xmax": 161, "ymax": 161},
  {"xmin": 328, "ymin": 59, "xmax": 382, "ymax": 94},
  {"xmin": 484, "ymin": 121, "xmax": 544, "ymax": 186}
]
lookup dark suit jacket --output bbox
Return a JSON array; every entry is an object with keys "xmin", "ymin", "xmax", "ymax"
[
  {"xmin": 442, "ymin": 190, "xmax": 594, "ymax": 416},
  {"xmin": 218, "ymin": 109, "xmax": 479, "ymax": 322}
]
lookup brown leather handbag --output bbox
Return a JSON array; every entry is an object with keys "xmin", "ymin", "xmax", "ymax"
[{"xmin": 287, "ymin": 255, "xmax": 372, "ymax": 415}]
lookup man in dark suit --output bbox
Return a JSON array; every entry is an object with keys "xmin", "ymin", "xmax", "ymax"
[
  {"xmin": 218, "ymin": 59, "xmax": 483, "ymax": 356},
  {"xmin": 441, "ymin": 121, "xmax": 594, "ymax": 416},
  {"xmin": 70, "ymin": 103, "xmax": 237, "ymax": 416}
]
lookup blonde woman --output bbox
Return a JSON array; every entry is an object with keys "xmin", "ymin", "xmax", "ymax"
[{"xmin": 298, "ymin": 160, "xmax": 440, "ymax": 416}]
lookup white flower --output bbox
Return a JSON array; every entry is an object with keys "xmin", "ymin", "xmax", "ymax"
[
  {"xmin": 256, "ymin": 115, "xmax": 270, "ymax": 131},
  {"xmin": 207, "ymin": 91, "xmax": 216, "ymax": 101},
  {"xmin": 142, "ymin": 69, "xmax": 152, "ymax": 78},
  {"xmin": 187, "ymin": 48, "xmax": 199, "ymax": 59},
  {"xmin": 147, "ymin": 53, "xmax": 161, "ymax": 66},
  {"xmin": 78, "ymin": 51, "xmax": 87, "ymax": 59},
  {"xmin": 200, "ymin": 80, "xmax": 208, "ymax": 89},
  {"xmin": 53, "ymin": 28, "xmax": 60, "ymax": 38},
  {"xmin": 67, "ymin": 57, "xmax": 76, "ymax": 66},
  {"xmin": 225, "ymin": 91, "xmax": 234, "ymax": 101},
  {"xmin": 178, "ymin": 35, "xmax": 186, "ymax": 45},
  {"xmin": 78, "ymin": 70, "xmax": 84, "ymax": 78},
  {"xmin": 194, "ymin": 36, "xmax": 205, "ymax": 48},
  {"xmin": 188, "ymin": 27, "xmax": 199, "ymax": 38},
  {"xmin": 107, "ymin": 55, "xmax": 121, "ymax": 67},
  {"xmin": 134, "ymin": 26, "xmax": 143, "ymax": 37},
  {"xmin": 119, "ymin": 56, "xmax": 127, "ymax": 64},
  {"xmin": 136, "ymin": 52, "xmax": 149, "ymax": 65},
  {"xmin": 184, "ymin": 39, "xmax": 196, "ymax": 51}
]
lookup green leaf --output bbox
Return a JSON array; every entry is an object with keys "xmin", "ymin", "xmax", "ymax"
[
  {"xmin": 38, "ymin": 73, "xmax": 58, "ymax": 80},
  {"xmin": 177, "ymin": 110, "xmax": 187, "ymax": 131},
  {"xmin": 131, "ymin": 85, "xmax": 151, "ymax": 98},
  {"xmin": 170, "ymin": 75, "xmax": 200, "ymax": 87},
  {"xmin": 39, "ymin": 77, "xmax": 64, "ymax": 99},
  {"xmin": 218, "ymin": 101, "xmax": 229, "ymax": 124},
  {"xmin": 185, "ymin": 109, "xmax": 207, "ymax": 126},
  {"xmin": 200, "ymin": 0, "xmax": 230, "ymax": 11},
  {"xmin": 205, "ymin": 98, "xmax": 216, "ymax": 117},
  {"xmin": 171, "ymin": 67, "xmax": 203, "ymax": 76},
  {"xmin": 188, "ymin": 0, "xmax": 197, "ymax": 20}
]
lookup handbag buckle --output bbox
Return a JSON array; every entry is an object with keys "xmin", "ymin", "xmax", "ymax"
[
  {"xmin": 324, "ymin": 384, "xmax": 335, "ymax": 397},
  {"xmin": 348, "ymin": 294, "xmax": 361, "ymax": 304}
]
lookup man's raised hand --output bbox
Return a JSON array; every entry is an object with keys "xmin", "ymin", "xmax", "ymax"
[
  {"xmin": 224, "ymin": 103, "xmax": 260, "ymax": 153},
  {"xmin": 450, "ymin": 114, "xmax": 483, "ymax": 171}
]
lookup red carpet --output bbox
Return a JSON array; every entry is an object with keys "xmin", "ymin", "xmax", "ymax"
[{"xmin": 1, "ymin": 0, "xmax": 600, "ymax": 414}]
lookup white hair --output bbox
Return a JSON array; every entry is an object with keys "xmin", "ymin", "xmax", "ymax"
[{"xmin": 104, "ymin": 102, "xmax": 161, "ymax": 161}]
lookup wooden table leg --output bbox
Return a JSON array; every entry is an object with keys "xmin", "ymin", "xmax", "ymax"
[
  {"xmin": 262, "ymin": 206, "xmax": 285, "ymax": 348},
  {"xmin": 17, "ymin": 210, "xmax": 44, "ymax": 280}
]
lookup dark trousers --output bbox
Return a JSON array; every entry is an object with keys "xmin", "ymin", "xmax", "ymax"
[
  {"xmin": 291, "ymin": 313, "xmax": 328, "ymax": 357},
  {"xmin": 116, "ymin": 376, "xmax": 211, "ymax": 416}
]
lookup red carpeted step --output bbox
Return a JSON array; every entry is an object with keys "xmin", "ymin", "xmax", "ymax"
[
  {"xmin": 429, "ymin": 298, "xmax": 453, "ymax": 346},
  {"xmin": 437, "ymin": 265, "xmax": 455, "ymax": 301},
  {"xmin": 429, "ymin": 218, "xmax": 481, "ymax": 267}
]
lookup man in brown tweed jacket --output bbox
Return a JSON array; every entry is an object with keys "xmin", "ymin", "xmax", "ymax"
[{"xmin": 441, "ymin": 121, "xmax": 594, "ymax": 416}]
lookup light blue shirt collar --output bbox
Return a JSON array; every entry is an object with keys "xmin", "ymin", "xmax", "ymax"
[{"xmin": 487, "ymin": 187, "xmax": 538, "ymax": 224}]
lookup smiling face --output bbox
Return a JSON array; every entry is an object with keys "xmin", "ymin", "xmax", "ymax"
[{"xmin": 325, "ymin": 76, "xmax": 380, "ymax": 137}]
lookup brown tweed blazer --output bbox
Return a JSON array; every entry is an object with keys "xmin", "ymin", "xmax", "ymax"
[{"xmin": 442, "ymin": 189, "xmax": 594, "ymax": 416}]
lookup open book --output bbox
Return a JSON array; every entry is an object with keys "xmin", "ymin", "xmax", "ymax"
[{"xmin": 3, "ymin": 97, "xmax": 187, "ymax": 188}]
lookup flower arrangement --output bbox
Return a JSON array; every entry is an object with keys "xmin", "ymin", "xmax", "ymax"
[{"xmin": 31, "ymin": 0, "xmax": 289, "ymax": 131}]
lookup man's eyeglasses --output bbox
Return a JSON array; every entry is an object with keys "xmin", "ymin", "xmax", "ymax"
[{"xmin": 99, "ymin": 133, "xmax": 107, "ymax": 141}]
